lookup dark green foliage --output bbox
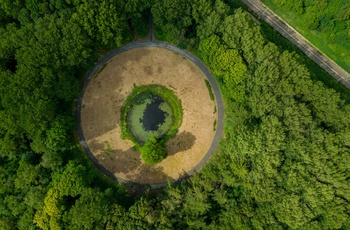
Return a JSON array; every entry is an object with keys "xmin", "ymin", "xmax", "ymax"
[
  {"xmin": 140, "ymin": 137, "xmax": 167, "ymax": 165},
  {"xmin": 0, "ymin": 1, "xmax": 133, "ymax": 229},
  {"xmin": 130, "ymin": 9, "xmax": 149, "ymax": 38},
  {"xmin": 0, "ymin": 0, "xmax": 349, "ymax": 229},
  {"xmin": 152, "ymin": 0, "xmax": 192, "ymax": 43}
]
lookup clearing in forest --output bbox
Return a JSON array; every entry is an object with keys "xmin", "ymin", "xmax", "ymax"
[{"xmin": 80, "ymin": 47, "xmax": 217, "ymax": 185}]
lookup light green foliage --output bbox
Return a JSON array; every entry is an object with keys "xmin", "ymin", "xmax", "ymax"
[
  {"xmin": 221, "ymin": 9, "xmax": 266, "ymax": 64},
  {"xmin": 263, "ymin": 0, "xmax": 350, "ymax": 72},
  {"xmin": 42, "ymin": 189, "xmax": 62, "ymax": 220},
  {"xmin": 199, "ymin": 35, "xmax": 247, "ymax": 85},
  {"xmin": 199, "ymin": 35, "xmax": 247, "ymax": 101},
  {"xmin": 140, "ymin": 137, "xmax": 167, "ymax": 165},
  {"xmin": 33, "ymin": 188, "xmax": 64, "ymax": 230}
]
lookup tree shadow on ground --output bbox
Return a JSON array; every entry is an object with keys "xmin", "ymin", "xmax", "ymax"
[
  {"xmin": 166, "ymin": 131, "xmax": 196, "ymax": 156},
  {"xmin": 88, "ymin": 139, "xmax": 105, "ymax": 152},
  {"xmin": 80, "ymin": 48, "xmax": 152, "ymax": 141},
  {"xmin": 125, "ymin": 164, "xmax": 170, "ymax": 185},
  {"xmin": 95, "ymin": 146, "xmax": 141, "ymax": 175},
  {"xmin": 94, "ymin": 143, "xmax": 169, "ymax": 184},
  {"xmin": 88, "ymin": 131, "xmax": 196, "ymax": 185}
]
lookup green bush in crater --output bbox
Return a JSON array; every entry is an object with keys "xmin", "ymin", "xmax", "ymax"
[{"xmin": 120, "ymin": 84, "xmax": 183, "ymax": 164}]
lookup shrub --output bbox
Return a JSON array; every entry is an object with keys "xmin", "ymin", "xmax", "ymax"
[{"xmin": 140, "ymin": 137, "xmax": 167, "ymax": 165}]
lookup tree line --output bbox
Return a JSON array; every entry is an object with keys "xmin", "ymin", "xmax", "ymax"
[{"xmin": 0, "ymin": 0, "xmax": 349, "ymax": 229}]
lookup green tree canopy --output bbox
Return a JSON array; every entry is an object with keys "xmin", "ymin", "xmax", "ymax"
[
  {"xmin": 0, "ymin": 0, "xmax": 349, "ymax": 229},
  {"xmin": 140, "ymin": 137, "xmax": 167, "ymax": 165}
]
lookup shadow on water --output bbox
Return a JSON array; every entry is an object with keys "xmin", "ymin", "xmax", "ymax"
[{"xmin": 166, "ymin": 131, "xmax": 196, "ymax": 156}]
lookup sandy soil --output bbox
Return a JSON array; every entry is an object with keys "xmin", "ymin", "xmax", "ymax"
[{"xmin": 80, "ymin": 47, "xmax": 217, "ymax": 184}]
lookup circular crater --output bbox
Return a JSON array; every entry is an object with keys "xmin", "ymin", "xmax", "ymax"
[
  {"xmin": 120, "ymin": 84, "xmax": 182, "ymax": 146},
  {"xmin": 129, "ymin": 93, "xmax": 171, "ymax": 143},
  {"xmin": 79, "ymin": 45, "xmax": 220, "ymax": 186}
]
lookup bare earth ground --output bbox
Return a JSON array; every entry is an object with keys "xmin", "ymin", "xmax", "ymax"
[{"xmin": 81, "ymin": 47, "xmax": 217, "ymax": 184}]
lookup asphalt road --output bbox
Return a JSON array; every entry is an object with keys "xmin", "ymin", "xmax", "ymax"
[
  {"xmin": 241, "ymin": 0, "xmax": 350, "ymax": 90},
  {"xmin": 76, "ymin": 29, "xmax": 224, "ymax": 190}
]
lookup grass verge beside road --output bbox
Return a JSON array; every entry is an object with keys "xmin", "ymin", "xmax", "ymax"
[{"xmin": 261, "ymin": 0, "xmax": 350, "ymax": 74}]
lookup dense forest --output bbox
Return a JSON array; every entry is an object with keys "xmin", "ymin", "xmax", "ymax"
[
  {"xmin": 0, "ymin": 0, "xmax": 349, "ymax": 229},
  {"xmin": 262, "ymin": 0, "xmax": 350, "ymax": 73}
]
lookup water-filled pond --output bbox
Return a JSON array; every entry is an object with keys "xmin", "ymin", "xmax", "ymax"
[
  {"xmin": 140, "ymin": 95, "xmax": 166, "ymax": 131},
  {"xmin": 127, "ymin": 93, "xmax": 173, "ymax": 144}
]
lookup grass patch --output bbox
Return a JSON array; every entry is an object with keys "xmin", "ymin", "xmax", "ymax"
[
  {"xmin": 213, "ymin": 119, "xmax": 217, "ymax": 131},
  {"xmin": 92, "ymin": 63, "xmax": 108, "ymax": 79},
  {"xmin": 104, "ymin": 141, "xmax": 113, "ymax": 152},
  {"xmin": 205, "ymin": 80, "xmax": 215, "ymax": 101}
]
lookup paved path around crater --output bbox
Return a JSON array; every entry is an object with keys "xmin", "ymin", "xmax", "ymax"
[{"xmin": 76, "ymin": 20, "xmax": 223, "ymax": 190}]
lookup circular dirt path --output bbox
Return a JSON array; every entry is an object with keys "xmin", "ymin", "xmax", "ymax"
[{"xmin": 77, "ymin": 41, "xmax": 223, "ymax": 189}]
